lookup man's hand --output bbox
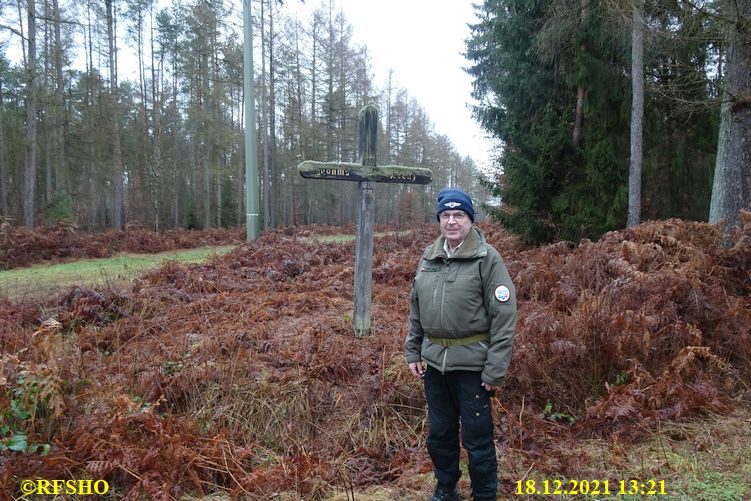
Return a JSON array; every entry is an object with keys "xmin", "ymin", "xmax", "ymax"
[
  {"xmin": 482, "ymin": 382, "xmax": 499, "ymax": 392},
  {"xmin": 408, "ymin": 362, "xmax": 425, "ymax": 378}
]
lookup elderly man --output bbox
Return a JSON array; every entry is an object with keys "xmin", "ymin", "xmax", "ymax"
[{"xmin": 405, "ymin": 187, "xmax": 517, "ymax": 501}]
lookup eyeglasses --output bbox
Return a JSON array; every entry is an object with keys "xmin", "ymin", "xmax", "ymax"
[{"xmin": 439, "ymin": 211, "xmax": 467, "ymax": 222}]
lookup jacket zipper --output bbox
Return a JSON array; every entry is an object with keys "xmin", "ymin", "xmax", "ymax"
[
  {"xmin": 440, "ymin": 259, "xmax": 449, "ymax": 374},
  {"xmin": 440, "ymin": 260, "xmax": 448, "ymax": 329}
]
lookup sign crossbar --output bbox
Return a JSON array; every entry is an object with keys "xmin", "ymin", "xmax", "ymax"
[{"xmin": 297, "ymin": 105, "xmax": 433, "ymax": 337}]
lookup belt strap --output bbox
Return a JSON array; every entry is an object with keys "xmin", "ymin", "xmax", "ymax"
[{"xmin": 428, "ymin": 332, "xmax": 489, "ymax": 347}]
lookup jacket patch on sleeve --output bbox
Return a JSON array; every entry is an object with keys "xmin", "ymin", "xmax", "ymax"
[{"xmin": 494, "ymin": 285, "xmax": 511, "ymax": 302}]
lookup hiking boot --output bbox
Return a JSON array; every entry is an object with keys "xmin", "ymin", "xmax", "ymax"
[{"xmin": 429, "ymin": 483, "xmax": 462, "ymax": 501}]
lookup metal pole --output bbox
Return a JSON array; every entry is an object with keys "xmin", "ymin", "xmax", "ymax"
[{"xmin": 243, "ymin": 0, "xmax": 260, "ymax": 240}]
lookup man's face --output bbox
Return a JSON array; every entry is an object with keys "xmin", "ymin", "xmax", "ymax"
[{"xmin": 439, "ymin": 210, "xmax": 472, "ymax": 247}]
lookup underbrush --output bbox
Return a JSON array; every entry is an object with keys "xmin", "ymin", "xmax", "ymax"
[
  {"xmin": 0, "ymin": 222, "xmax": 395, "ymax": 271},
  {"xmin": 1, "ymin": 216, "xmax": 749, "ymax": 499},
  {"xmin": 0, "ymin": 246, "xmax": 236, "ymax": 303},
  {"xmin": 0, "ymin": 222, "xmax": 246, "ymax": 271}
]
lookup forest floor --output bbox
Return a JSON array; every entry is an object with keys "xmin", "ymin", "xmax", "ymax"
[{"xmin": 0, "ymin": 219, "xmax": 749, "ymax": 500}]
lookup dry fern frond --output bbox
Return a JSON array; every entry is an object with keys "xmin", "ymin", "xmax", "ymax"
[
  {"xmin": 34, "ymin": 318, "xmax": 63, "ymax": 335},
  {"xmin": 37, "ymin": 373, "xmax": 66, "ymax": 419},
  {"xmin": 667, "ymin": 346, "xmax": 740, "ymax": 389}
]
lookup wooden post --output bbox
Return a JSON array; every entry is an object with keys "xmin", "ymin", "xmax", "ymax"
[
  {"xmin": 297, "ymin": 105, "xmax": 432, "ymax": 337},
  {"xmin": 353, "ymin": 107, "xmax": 377, "ymax": 337},
  {"xmin": 353, "ymin": 180, "xmax": 375, "ymax": 337}
]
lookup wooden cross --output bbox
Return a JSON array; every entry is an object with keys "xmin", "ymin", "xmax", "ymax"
[{"xmin": 298, "ymin": 105, "xmax": 432, "ymax": 337}]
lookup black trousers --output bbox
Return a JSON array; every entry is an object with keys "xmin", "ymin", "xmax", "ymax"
[{"xmin": 424, "ymin": 365, "xmax": 498, "ymax": 500}]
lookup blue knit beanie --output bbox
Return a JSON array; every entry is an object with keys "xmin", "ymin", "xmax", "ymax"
[{"xmin": 436, "ymin": 187, "xmax": 475, "ymax": 222}]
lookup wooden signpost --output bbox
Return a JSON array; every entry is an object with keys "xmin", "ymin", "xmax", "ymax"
[{"xmin": 298, "ymin": 105, "xmax": 432, "ymax": 337}]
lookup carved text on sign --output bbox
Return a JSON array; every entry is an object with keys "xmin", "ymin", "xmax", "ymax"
[
  {"xmin": 389, "ymin": 172, "xmax": 416, "ymax": 182},
  {"xmin": 319, "ymin": 167, "xmax": 350, "ymax": 177}
]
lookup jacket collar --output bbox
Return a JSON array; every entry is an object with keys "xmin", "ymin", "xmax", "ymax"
[{"xmin": 423, "ymin": 226, "xmax": 488, "ymax": 260}]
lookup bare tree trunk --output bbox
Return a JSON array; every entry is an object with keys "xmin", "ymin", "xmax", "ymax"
[
  {"xmin": 268, "ymin": 0, "xmax": 277, "ymax": 228},
  {"xmin": 216, "ymin": 167, "xmax": 222, "ymax": 228},
  {"xmin": 84, "ymin": 0, "xmax": 95, "ymax": 230},
  {"xmin": 23, "ymin": 0, "xmax": 38, "ymax": 227},
  {"xmin": 44, "ymin": 0, "xmax": 53, "ymax": 205},
  {"xmin": 149, "ymin": 5, "xmax": 161, "ymax": 231},
  {"xmin": 237, "ymin": 89, "xmax": 244, "ymax": 226},
  {"xmin": 170, "ymin": 22, "xmax": 180, "ymax": 228},
  {"xmin": 201, "ymin": 135, "xmax": 210, "ymax": 229},
  {"xmin": 572, "ymin": 0, "xmax": 589, "ymax": 148},
  {"xmin": 211, "ymin": 27, "xmax": 221, "ymax": 229},
  {"xmin": 326, "ymin": 1, "xmax": 334, "ymax": 161},
  {"xmin": 106, "ymin": 0, "xmax": 125, "ymax": 229},
  {"xmin": 135, "ymin": 5, "xmax": 149, "ymax": 225},
  {"xmin": 386, "ymin": 70, "xmax": 393, "ymax": 162},
  {"xmin": 292, "ymin": 18, "xmax": 305, "ymax": 226},
  {"xmin": 260, "ymin": 0, "xmax": 270, "ymax": 229},
  {"xmin": 628, "ymin": 0, "xmax": 644, "ymax": 227},
  {"xmin": 52, "ymin": 0, "xmax": 66, "ymax": 197},
  {"xmin": 197, "ymin": 50, "xmax": 210, "ymax": 229},
  {"xmin": 709, "ymin": 0, "xmax": 751, "ymax": 238},
  {"xmin": 0, "ymin": 77, "xmax": 8, "ymax": 217}
]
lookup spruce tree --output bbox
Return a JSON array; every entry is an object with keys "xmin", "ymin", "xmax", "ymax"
[
  {"xmin": 467, "ymin": 0, "xmax": 630, "ymax": 243},
  {"xmin": 467, "ymin": 0, "xmax": 720, "ymax": 243}
]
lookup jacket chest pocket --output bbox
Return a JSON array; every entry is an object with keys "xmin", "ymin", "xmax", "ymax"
[
  {"xmin": 415, "ymin": 266, "xmax": 443, "ymax": 308},
  {"xmin": 447, "ymin": 267, "xmax": 483, "ymax": 298},
  {"xmin": 444, "ymin": 263, "xmax": 460, "ymax": 283},
  {"xmin": 416, "ymin": 266, "xmax": 440, "ymax": 284}
]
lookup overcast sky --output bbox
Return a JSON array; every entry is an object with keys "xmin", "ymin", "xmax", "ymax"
[{"xmin": 287, "ymin": 0, "xmax": 496, "ymax": 171}]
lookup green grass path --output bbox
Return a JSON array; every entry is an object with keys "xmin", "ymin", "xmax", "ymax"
[{"xmin": 0, "ymin": 246, "xmax": 235, "ymax": 303}]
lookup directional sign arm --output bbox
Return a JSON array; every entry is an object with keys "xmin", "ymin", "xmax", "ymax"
[{"xmin": 298, "ymin": 161, "xmax": 432, "ymax": 185}]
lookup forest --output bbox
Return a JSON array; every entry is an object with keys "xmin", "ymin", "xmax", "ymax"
[
  {"xmin": 0, "ymin": 0, "xmax": 479, "ymax": 233},
  {"xmin": 467, "ymin": 0, "xmax": 750, "ymax": 243},
  {"xmin": 1, "ymin": 0, "xmax": 749, "ymax": 243}
]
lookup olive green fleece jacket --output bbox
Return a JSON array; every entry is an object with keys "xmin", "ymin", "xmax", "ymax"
[{"xmin": 404, "ymin": 227, "xmax": 517, "ymax": 387}]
